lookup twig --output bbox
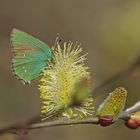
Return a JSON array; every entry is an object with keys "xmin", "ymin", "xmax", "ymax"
[
  {"xmin": 2, "ymin": 100, "xmax": 140, "ymax": 135},
  {"xmin": 93, "ymin": 69, "xmax": 129, "ymax": 96},
  {"xmin": 0, "ymin": 117, "xmax": 99, "ymax": 135},
  {"xmin": 119, "ymin": 101, "xmax": 140, "ymax": 119},
  {"xmin": 28, "ymin": 117, "xmax": 99, "ymax": 129},
  {"xmin": 0, "ymin": 101, "xmax": 140, "ymax": 135},
  {"xmin": 93, "ymin": 52, "xmax": 140, "ymax": 96}
]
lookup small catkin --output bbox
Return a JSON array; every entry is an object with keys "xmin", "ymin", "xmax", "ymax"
[{"xmin": 97, "ymin": 87, "xmax": 127, "ymax": 121}]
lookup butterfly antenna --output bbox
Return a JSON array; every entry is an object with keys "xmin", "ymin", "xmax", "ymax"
[{"xmin": 52, "ymin": 33, "xmax": 62, "ymax": 51}]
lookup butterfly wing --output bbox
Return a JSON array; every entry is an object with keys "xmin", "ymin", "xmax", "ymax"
[{"xmin": 11, "ymin": 28, "xmax": 52, "ymax": 84}]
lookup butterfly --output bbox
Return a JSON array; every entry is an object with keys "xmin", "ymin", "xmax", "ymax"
[{"xmin": 11, "ymin": 28, "xmax": 52, "ymax": 84}]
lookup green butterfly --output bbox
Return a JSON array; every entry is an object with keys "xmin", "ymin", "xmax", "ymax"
[{"xmin": 11, "ymin": 29, "xmax": 52, "ymax": 84}]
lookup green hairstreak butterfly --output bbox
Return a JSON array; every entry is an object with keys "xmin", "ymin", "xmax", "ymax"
[{"xmin": 11, "ymin": 29, "xmax": 52, "ymax": 84}]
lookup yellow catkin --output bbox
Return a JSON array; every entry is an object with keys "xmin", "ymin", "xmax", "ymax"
[
  {"xmin": 97, "ymin": 87, "xmax": 127, "ymax": 121},
  {"xmin": 39, "ymin": 42, "xmax": 94, "ymax": 120}
]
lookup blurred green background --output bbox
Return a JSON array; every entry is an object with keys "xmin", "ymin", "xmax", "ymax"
[{"xmin": 0, "ymin": 0, "xmax": 140, "ymax": 139}]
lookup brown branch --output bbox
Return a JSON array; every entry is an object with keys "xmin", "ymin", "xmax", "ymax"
[
  {"xmin": 28, "ymin": 117, "xmax": 99, "ymax": 129},
  {"xmin": 0, "ymin": 117, "xmax": 99, "ymax": 135},
  {"xmin": 0, "ymin": 101, "xmax": 140, "ymax": 135},
  {"xmin": 93, "ymin": 52, "xmax": 140, "ymax": 96}
]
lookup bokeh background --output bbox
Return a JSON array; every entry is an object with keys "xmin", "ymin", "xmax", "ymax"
[{"xmin": 0, "ymin": 0, "xmax": 140, "ymax": 140}]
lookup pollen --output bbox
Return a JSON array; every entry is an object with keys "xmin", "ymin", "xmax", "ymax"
[{"xmin": 39, "ymin": 42, "xmax": 94, "ymax": 121}]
